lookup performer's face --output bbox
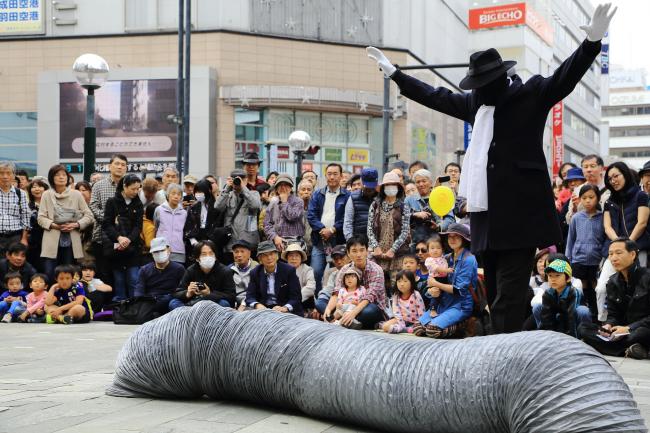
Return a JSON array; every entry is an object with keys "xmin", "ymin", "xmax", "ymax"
[{"xmin": 475, "ymin": 73, "xmax": 507, "ymax": 105}]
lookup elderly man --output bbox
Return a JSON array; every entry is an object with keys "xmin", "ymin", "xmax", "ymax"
[
  {"xmin": 135, "ymin": 237, "xmax": 186, "ymax": 314},
  {"xmin": 246, "ymin": 240, "xmax": 302, "ymax": 315},
  {"xmin": 343, "ymin": 168, "xmax": 378, "ymax": 241},
  {"xmin": 154, "ymin": 167, "xmax": 180, "ymax": 204},
  {"xmin": 0, "ymin": 162, "xmax": 30, "ymax": 256},
  {"xmin": 580, "ymin": 238, "xmax": 650, "ymax": 359},
  {"xmin": 229, "ymin": 239, "xmax": 259, "ymax": 308},
  {"xmin": 406, "ymin": 169, "xmax": 455, "ymax": 244}
]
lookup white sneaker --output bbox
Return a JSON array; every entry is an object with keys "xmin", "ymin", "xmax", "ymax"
[{"xmin": 1, "ymin": 313, "xmax": 12, "ymax": 323}]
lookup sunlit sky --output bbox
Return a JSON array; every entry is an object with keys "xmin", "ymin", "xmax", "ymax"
[{"xmin": 590, "ymin": 0, "xmax": 650, "ymax": 74}]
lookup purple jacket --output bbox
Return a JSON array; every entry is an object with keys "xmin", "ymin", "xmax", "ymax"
[
  {"xmin": 263, "ymin": 194, "xmax": 304, "ymax": 240},
  {"xmin": 154, "ymin": 203, "xmax": 187, "ymax": 255}
]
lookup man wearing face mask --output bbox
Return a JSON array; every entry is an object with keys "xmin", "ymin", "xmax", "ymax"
[
  {"xmin": 134, "ymin": 237, "xmax": 186, "ymax": 314},
  {"xmin": 367, "ymin": 3, "xmax": 616, "ymax": 334},
  {"xmin": 169, "ymin": 240, "xmax": 236, "ymax": 310}
]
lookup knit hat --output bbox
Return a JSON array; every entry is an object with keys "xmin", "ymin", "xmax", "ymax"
[
  {"xmin": 545, "ymin": 259, "xmax": 572, "ymax": 279},
  {"xmin": 341, "ymin": 267, "xmax": 361, "ymax": 279}
]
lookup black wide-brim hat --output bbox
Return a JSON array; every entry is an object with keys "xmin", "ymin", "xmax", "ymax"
[{"xmin": 459, "ymin": 48, "xmax": 516, "ymax": 90}]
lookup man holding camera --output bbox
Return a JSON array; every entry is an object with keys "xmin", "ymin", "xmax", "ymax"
[{"xmin": 214, "ymin": 169, "xmax": 262, "ymax": 264}]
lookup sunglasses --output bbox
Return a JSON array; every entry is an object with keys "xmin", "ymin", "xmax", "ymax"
[{"xmin": 416, "ymin": 248, "xmax": 428, "ymax": 253}]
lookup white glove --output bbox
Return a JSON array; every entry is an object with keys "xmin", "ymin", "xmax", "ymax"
[
  {"xmin": 366, "ymin": 46, "xmax": 397, "ymax": 78},
  {"xmin": 580, "ymin": 3, "xmax": 617, "ymax": 42}
]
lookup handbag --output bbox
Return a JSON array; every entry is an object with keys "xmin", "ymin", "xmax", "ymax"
[
  {"xmin": 53, "ymin": 203, "xmax": 83, "ymax": 224},
  {"xmin": 210, "ymin": 195, "xmax": 245, "ymax": 245},
  {"xmin": 112, "ymin": 296, "xmax": 158, "ymax": 325}
]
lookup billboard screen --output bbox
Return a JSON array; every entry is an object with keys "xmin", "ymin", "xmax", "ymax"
[{"xmin": 59, "ymin": 79, "xmax": 177, "ymax": 160}]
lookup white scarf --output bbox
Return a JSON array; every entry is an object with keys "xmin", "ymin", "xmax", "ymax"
[{"xmin": 459, "ymin": 105, "xmax": 495, "ymax": 212}]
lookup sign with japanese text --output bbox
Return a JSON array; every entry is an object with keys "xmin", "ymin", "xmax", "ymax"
[
  {"xmin": 469, "ymin": 2, "xmax": 553, "ymax": 46},
  {"xmin": 552, "ymin": 101, "xmax": 563, "ymax": 177},
  {"xmin": 0, "ymin": 0, "xmax": 44, "ymax": 35},
  {"xmin": 277, "ymin": 145, "xmax": 290, "ymax": 159},
  {"xmin": 347, "ymin": 148, "xmax": 369, "ymax": 165}
]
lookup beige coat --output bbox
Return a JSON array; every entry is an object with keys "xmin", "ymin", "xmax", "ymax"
[{"xmin": 38, "ymin": 187, "xmax": 95, "ymax": 259}]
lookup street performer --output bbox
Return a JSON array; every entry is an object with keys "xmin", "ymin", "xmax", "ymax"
[{"xmin": 367, "ymin": 3, "xmax": 616, "ymax": 333}]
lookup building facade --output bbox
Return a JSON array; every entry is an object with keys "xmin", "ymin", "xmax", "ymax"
[
  {"xmin": 0, "ymin": 0, "xmax": 603, "ymax": 182},
  {"xmin": 602, "ymin": 68, "xmax": 650, "ymax": 170}
]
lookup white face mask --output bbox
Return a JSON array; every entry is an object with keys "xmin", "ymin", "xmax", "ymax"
[
  {"xmin": 152, "ymin": 250, "xmax": 170, "ymax": 264},
  {"xmin": 384, "ymin": 185, "xmax": 399, "ymax": 197},
  {"xmin": 195, "ymin": 193, "xmax": 205, "ymax": 203},
  {"xmin": 199, "ymin": 256, "xmax": 216, "ymax": 269}
]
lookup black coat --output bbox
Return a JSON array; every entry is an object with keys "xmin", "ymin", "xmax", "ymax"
[
  {"xmin": 392, "ymin": 39, "xmax": 601, "ymax": 252},
  {"xmin": 183, "ymin": 199, "xmax": 225, "ymax": 243},
  {"xmin": 173, "ymin": 262, "xmax": 236, "ymax": 306},
  {"xmin": 102, "ymin": 192, "xmax": 144, "ymax": 262},
  {"xmin": 605, "ymin": 264, "xmax": 650, "ymax": 331},
  {"xmin": 540, "ymin": 286, "xmax": 580, "ymax": 337}
]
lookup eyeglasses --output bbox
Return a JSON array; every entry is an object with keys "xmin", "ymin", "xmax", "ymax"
[
  {"xmin": 416, "ymin": 248, "xmax": 428, "ymax": 253},
  {"xmin": 608, "ymin": 173, "xmax": 621, "ymax": 182}
]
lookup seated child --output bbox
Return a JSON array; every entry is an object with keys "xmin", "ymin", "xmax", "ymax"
[
  {"xmin": 79, "ymin": 261, "xmax": 113, "ymax": 312},
  {"xmin": 282, "ymin": 243, "xmax": 316, "ymax": 310},
  {"xmin": 45, "ymin": 264, "xmax": 93, "ymax": 324},
  {"xmin": 18, "ymin": 273, "xmax": 49, "ymax": 323},
  {"xmin": 0, "ymin": 272, "xmax": 28, "ymax": 323},
  {"xmin": 325, "ymin": 267, "xmax": 366, "ymax": 330},
  {"xmin": 540, "ymin": 259, "xmax": 591, "ymax": 338},
  {"xmin": 379, "ymin": 270, "xmax": 425, "ymax": 334}
]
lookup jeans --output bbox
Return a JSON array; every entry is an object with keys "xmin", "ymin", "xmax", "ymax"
[
  {"xmin": 315, "ymin": 298, "xmax": 329, "ymax": 314},
  {"xmin": 355, "ymin": 303, "xmax": 384, "ymax": 329},
  {"xmin": 311, "ymin": 244, "xmax": 327, "ymax": 294},
  {"xmin": 532, "ymin": 303, "xmax": 592, "ymax": 329},
  {"xmin": 112, "ymin": 266, "xmax": 140, "ymax": 302},
  {"xmin": 169, "ymin": 297, "xmax": 231, "ymax": 310},
  {"xmin": 0, "ymin": 300, "xmax": 26, "ymax": 318},
  {"xmin": 43, "ymin": 246, "xmax": 74, "ymax": 282}
]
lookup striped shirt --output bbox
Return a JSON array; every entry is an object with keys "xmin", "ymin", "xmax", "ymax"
[
  {"xmin": 89, "ymin": 176, "xmax": 118, "ymax": 242},
  {"xmin": 0, "ymin": 186, "xmax": 30, "ymax": 233}
]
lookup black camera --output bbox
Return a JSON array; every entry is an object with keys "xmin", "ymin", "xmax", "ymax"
[
  {"xmin": 196, "ymin": 282, "xmax": 205, "ymax": 290},
  {"xmin": 233, "ymin": 177, "xmax": 242, "ymax": 186}
]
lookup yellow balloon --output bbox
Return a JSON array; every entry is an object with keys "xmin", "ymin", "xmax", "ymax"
[{"xmin": 428, "ymin": 186, "xmax": 455, "ymax": 217}]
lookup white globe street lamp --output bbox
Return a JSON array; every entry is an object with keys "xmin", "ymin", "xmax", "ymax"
[{"xmin": 288, "ymin": 130, "xmax": 311, "ymax": 178}]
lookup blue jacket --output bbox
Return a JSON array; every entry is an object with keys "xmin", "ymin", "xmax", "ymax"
[
  {"xmin": 246, "ymin": 261, "xmax": 303, "ymax": 316},
  {"xmin": 307, "ymin": 187, "xmax": 349, "ymax": 246},
  {"xmin": 420, "ymin": 249, "xmax": 475, "ymax": 325},
  {"xmin": 565, "ymin": 211, "xmax": 606, "ymax": 266}
]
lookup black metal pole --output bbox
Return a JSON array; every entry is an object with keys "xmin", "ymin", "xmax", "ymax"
[
  {"xmin": 176, "ymin": 0, "xmax": 184, "ymax": 175},
  {"xmin": 83, "ymin": 87, "xmax": 96, "ymax": 182},
  {"xmin": 381, "ymin": 75, "xmax": 390, "ymax": 174},
  {"xmin": 294, "ymin": 151, "xmax": 304, "ymax": 180},
  {"xmin": 397, "ymin": 63, "xmax": 469, "ymax": 70},
  {"xmin": 183, "ymin": 0, "xmax": 191, "ymax": 177}
]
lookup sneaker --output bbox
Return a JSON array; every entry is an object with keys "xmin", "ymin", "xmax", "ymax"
[
  {"xmin": 45, "ymin": 314, "xmax": 56, "ymax": 324},
  {"xmin": 625, "ymin": 343, "xmax": 649, "ymax": 360},
  {"xmin": 58, "ymin": 315, "xmax": 73, "ymax": 325},
  {"xmin": 1, "ymin": 313, "xmax": 11, "ymax": 323},
  {"xmin": 349, "ymin": 319, "xmax": 363, "ymax": 330},
  {"xmin": 28, "ymin": 315, "xmax": 46, "ymax": 323}
]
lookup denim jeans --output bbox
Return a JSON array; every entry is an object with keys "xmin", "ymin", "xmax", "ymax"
[
  {"xmin": 169, "ymin": 297, "xmax": 231, "ymax": 310},
  {"xmin": 315, "ymin": 298, "xmax": 329, "ymax": 314},
  {"xmin": 355, "ymin": 303, "xmax": 384, "ymax": 329},
  {"xmin": 0, "ymin": 300, "xmax": 26, "ymax": 318},
  {"xmin": 311, "ymin": 244, "xmax": 327, "ymax": 294},
  {"xmin": 532, "ymin": 303, "xmax": 592, "ymax": 328},
  {"xmin": 43, "ymin": 246, "xmax": 74, "ymax": 282},
  {"xmin": 112, "ymin": 266, "xmax": 140, "ymax": 302}
]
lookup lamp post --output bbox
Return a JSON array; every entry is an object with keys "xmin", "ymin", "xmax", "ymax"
[
  {"xmin": 288, "ymin": 130, "xmax": 310, "ymax": 181},
  {"xmin": 73, "ymin": 54, "xmax": 109, "ymax": 182}
]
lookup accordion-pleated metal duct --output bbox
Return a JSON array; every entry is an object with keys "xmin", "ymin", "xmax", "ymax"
[{"xmin": 107, "ymin": 301, "xmax": 647, "ymax": 433}]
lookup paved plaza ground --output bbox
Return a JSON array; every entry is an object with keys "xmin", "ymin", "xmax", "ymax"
[{"xmin": 1, "ymin": 322, "xmax": 650, "ymax": 433}]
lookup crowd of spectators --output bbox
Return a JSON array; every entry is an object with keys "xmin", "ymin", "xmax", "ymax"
[{"xmin": 1, "ymin": 152, "xmax": 650, "ymax": 359}]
